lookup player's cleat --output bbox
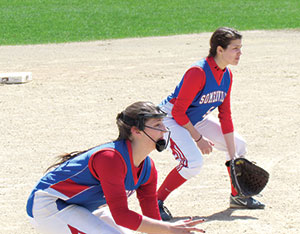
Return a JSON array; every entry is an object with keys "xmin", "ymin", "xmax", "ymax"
[
  {"xmin": 158, "ymin": 200, "xmax": 173, "ymax": 221},
  {"xmin": 230, "ymin": 194, "xmax": 265, "ymax": 209}
]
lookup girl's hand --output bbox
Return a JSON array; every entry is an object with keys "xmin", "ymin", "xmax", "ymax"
[
  {"xmin": 170, "ymin": 218, "xmax": 206, "ymax": 233},
  {"xmin": 196, "ymin": 137, "xmax": 214, "ymax": 155}
]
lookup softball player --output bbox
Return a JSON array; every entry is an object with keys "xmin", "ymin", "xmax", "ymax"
[
  {"xmin": 157, "ymin": 27, "xmax": 265, "ymax": 221},
  {"xmin": 26, "ymin": 101, "xmax": 205, "ymax": 234}
]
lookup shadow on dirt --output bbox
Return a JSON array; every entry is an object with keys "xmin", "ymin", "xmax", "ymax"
[{"xmin": 171, "ymin": 208, "xmax": 258, "ymax": 222}]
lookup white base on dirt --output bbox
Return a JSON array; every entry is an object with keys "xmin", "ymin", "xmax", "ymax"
[{"xmin": 0, "ymin": 72, "xmax": 32, "ymax": 84}]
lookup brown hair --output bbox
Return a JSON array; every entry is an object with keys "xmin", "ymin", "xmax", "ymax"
[
  {"xmin": 208, "ymin": 27, "xmax": 242, "ymax": 57},
  {"xmin": 46, "ymin": 101, "xmax": 160, "ymax": 171},
  {"xmin": 45, "ymin": 151, "xmax": 86, "ymax": 172}
]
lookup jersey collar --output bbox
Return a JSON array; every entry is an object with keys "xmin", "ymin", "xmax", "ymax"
[
  {"xmin": 206, "ymin": 56, "xmax": 227, "ymax": 85},
  {"xmin": 126, "ymin": 140, "xmax": 145, "ymax": 185}
]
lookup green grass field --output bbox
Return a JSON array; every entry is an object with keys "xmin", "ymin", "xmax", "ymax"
[{"xmin": 0, "ymin": 0, "xmax": 299, "ymax": 45}]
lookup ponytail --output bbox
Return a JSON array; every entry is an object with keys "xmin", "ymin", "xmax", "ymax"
[{"xmin": 45, "ymin": 150, "xmax": 86, "ymax": 172}]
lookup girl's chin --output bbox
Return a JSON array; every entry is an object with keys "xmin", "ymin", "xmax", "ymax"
[{"xmin": 231, "ymin": 60, "xmax": 239, "ymax": 65}]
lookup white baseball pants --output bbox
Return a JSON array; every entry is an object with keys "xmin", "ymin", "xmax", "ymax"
[
  {"xmin": 161, "ymin": 102, "xmax": 246, "ymax": 180},
  {"xmin": 29, "ymin": 190, "xmax": 132, "ymax": 234}
]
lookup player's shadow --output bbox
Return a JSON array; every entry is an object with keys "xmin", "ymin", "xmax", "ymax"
[{"xmin": 171, "ymin": 208, "xmax": 258, "ymax": 222}]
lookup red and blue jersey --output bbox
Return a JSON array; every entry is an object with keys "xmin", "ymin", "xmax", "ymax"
[
  {"xmin": 162, "ymin": 57, "xmax": 233, "ymax": 133},
  {"xmin": 26, "ymin": 140, "xmax": 153, "ymax": 218}
]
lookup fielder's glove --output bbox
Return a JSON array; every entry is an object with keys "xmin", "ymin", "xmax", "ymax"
[{"xmin": 226, "ymin": 158, "xmax": 269, "ymax": 197}]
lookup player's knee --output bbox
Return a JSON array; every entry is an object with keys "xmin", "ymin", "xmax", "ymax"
[{"xmin": 178, "ymin": 159, "xmax": 203, "ymax": 179}]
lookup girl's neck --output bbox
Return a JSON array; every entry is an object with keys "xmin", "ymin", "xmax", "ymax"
[
  {"xmin": 213, "ymin": 56, "xmax": 227, "ymax": 70},
  {"xmin": 131, "ymin": 140, "xmax": 152, "ymax": 167}
]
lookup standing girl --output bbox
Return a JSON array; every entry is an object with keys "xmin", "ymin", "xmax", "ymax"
[
  {"xmin": 157, "ymin": 27, "xmax": 265, "ymax": 221},
  {"xmin": 26, "ymin": 101, "xmax": 205, "ymax": 233}
]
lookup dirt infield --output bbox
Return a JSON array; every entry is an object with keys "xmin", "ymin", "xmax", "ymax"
[{"xmin": 1, "ymin": 30, "xmax": 299, "ymax": 234}]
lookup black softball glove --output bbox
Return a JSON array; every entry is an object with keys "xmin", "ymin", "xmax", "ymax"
[{"xmin": 227, "ymin": 158, "xmax": 269, "ymax": 197}]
